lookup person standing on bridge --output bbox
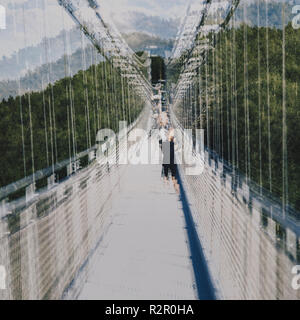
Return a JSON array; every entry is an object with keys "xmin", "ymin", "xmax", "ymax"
[{"xmin": 161, "ymin": 129, "xmax": 179, "ymax": 193}]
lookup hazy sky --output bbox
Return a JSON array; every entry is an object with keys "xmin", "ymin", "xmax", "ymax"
[
  {"xmin": 101, "ymin": 0, "xmax": 188, "ymax": 19},
  {"xmin": 0, "ymin": 0, "xmax": 74, "ymax": 58},
  {"xmin": 0, "ymin": 0, "xmax": 189, "ymax": 58},
  {"xmin": 0, "ymin": 0, "xmax": 293, "ymax": 59}
]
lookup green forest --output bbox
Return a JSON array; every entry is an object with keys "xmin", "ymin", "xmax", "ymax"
[
  {"xmin": 171, "ymin": 22, "xmax": 300, "ymax": 213},
  {"xmin": 0, "ymin": 60, "xmax": 145, "ymax": 189}
]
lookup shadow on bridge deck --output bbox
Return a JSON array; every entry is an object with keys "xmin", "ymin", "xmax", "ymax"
[
  {"xmin": 177, "ymin": 173, "xmax": 216, "ymax": 300},
  {"xmin": 76, "ymin": 163, "xmax": 216, "ymax": 300}
]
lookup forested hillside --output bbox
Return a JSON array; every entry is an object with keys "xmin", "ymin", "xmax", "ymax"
[
  {"xmin": 0, "ymin": 61, "xmax": 144, "ymax": 188},
  {"xmin": 172, "ymin": 22, "xmax": 300, "ymax": 212}
]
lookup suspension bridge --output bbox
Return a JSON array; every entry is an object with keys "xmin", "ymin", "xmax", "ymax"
[{"xmin": 0, "ymin": 0, "xmax": 299, "ymax": 300}]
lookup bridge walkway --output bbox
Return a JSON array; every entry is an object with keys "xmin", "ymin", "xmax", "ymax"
[{"xmin": 78, "ymin": 162, "xmax": 200, "ymax": 300}]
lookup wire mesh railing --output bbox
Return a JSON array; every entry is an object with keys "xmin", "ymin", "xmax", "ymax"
[
  {"xmin": 169, "ymin": 0, "xmax": 300, "ymax": 299},
  {"xmin": 0, "ymin": 0, "xmax": 152, "ymax": 300},
  {"xmin": 171, "ymin": 109, "xmax": 299, "ymax": 300},
  {"xmin": 0, "ymin": 101, "xmax": 151, "ymax": 300}
]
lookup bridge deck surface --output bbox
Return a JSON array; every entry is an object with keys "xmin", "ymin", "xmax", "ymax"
[{"xmin": 78, "ymin": 164, "xmax": 198, "ymax": 300}]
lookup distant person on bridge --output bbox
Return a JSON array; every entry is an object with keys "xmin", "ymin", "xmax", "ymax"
[
  {"xmin": 159, "ymin": 125, "xmax": 168, "ymax": 149},
  {"xmin": 161, "ymin": 128, "xmax": 179, "ymax": 193}
]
